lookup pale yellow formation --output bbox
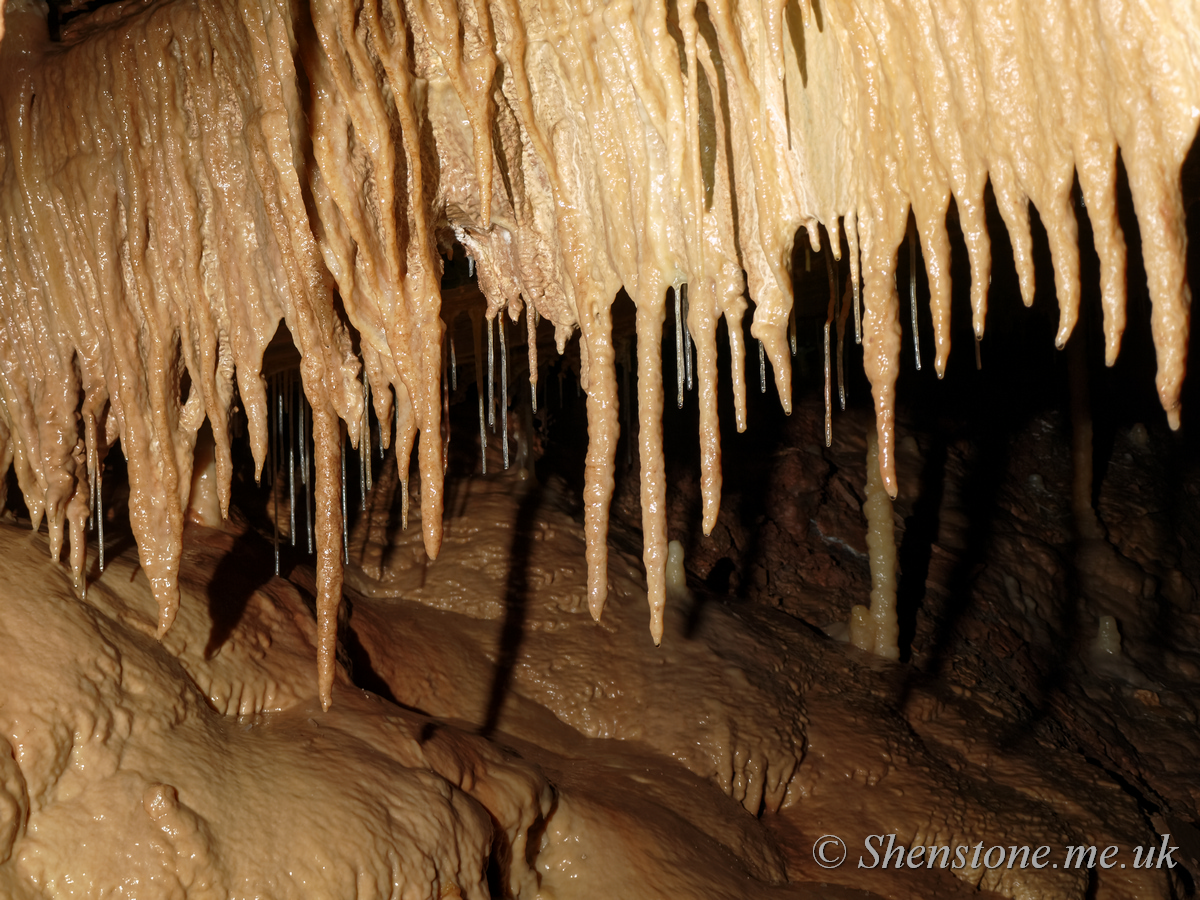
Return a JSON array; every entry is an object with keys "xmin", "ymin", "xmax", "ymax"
[
  {"xmin": 1095, "ymin": 614, "xmax": 1123, "ymax": 656},
  {"xmin": 0, "ymin": 0, "xmax": 1196, "ymax": 701},
  {"xmin": 848, "ymin": 431, "xmax": 899, "ymax": 659}
]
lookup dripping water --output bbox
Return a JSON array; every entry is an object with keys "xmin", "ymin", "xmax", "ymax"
[
  {"xmin": 758, "ymin": 340, "xmax": 767, "ymax": 393},
  {"xmin": 837, "ymin": 281, "xmax": 846, "ymax": 411},
  {"xmin": 361, "ymin": 372, "xmax": 371, "ymax": 507},
  {"xmin": 442, "ymin": 356, "xmax": 451, "ymax": 477},
  {"xmin": 487, "ymin": 315, "xmax": 496, "ymax": 431},
  {"xmin": 852, "ymin": 225, "xmax": 863, "ymax": 347},
  {"xmin": 529, "ymin": 306, "xmax": 539, "ymax": 416},
  {"xmin": 683, "ymin": 284, "xmax": 694, "ymax": 392},
  {"xmin": 500, "ymin": 314, "xmax": 509, "ymax": 470},
  {"xmin": 823, "ymin": 314, "xmax": 832, "ymax": 448},
  {"xmin": 401, "ymin": 472, "xmax": 409, "ymax": 532},
  {"xmin": 479, "ymin": 394, "xmax": 488, "ymax": 475},
  {"xmin": 302, "ymin": 390, "xmax": 313, "ymax": 555},
  {"xmin": 272, "ymin": 377, "xmax": 280, "ymax": 577},
  {"xmin": 674, "ymin": 286, "xmax": 685, "ymax": 408},
  {"xmin": 450, "ymin": 336, "xmax": 458, "ymax": 391},
  {"xmin": 340, "ymin": 426, "xmax": 349, "ymax": 565},
  {"xmin": 910, "ymin": 228, "xmax": 922, "ymax": 371},
  {"xmin": 96, "ymin": 459, "xmax": 104, "ymax": 572},
  {"xmin": 824, "ymin": 238, "xmax": 837, "ymax": 447},
  {"xmin": 288, "ymin": 376, "xmax": 296, "ymax": 546}
]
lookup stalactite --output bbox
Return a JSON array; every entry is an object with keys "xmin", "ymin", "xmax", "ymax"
[{"xmin": 0, "ymin": 0, "xmax": 1193, "ymax": 704}]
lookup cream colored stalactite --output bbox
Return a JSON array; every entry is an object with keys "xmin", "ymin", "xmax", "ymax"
[
  {"xmin": 322, "ymin": 0, "xmax": 447, "ymax": 558},
  {"xmin": 588, "ymin": 0, "xmax": 686, "ymax": 628},
  {"xmin": 303, "ymin": 0, "xmax": 400, "ymax": 449},
  {"xmin": 526, "ymin": 303, "xmax": 539, "ymax": 408},
  {"xmin": 673, "ymin": 1, "xmax": 724, "ymax": 535},
  {"xmin": 1100, "ymin": 0, "xmax": 1198, "ymax": 429},
  {"xmin": 864, "ymin": 0, "xmax": 959, "ymax": 376},
  {"xmin": 0, "ymin": 238, "xmax": 85, "ymax": 577},
  {"xmin": 634, "ymin": 295, "xmax": 670, "ymax": 642},
  {"xmin": 617, "ymin": 0, "xmax": 730, "ymax": 601},
  {"xmin": 859, "ymin": 199, "xmax": 906, "ymax": 500},
  {"xmin": 124, "ymin": 21, "xmax": 220, "ymax": 512},
  {"xmin": 7, "ymin": 79, "xmax": 114, "ymax": 527},
  {"xmin": 896, "ymin": 0, "xmax": 991, "ymax": 366},
  {"xmin": 518, "ymin": 0, "xmax": 629, "ymax": 616},
  {"xmin": 457, "ymin": 229, "xmax": 525, "ymax": 320},
  {"xmin": 844, "ymin": 211, "xmax": 862, "ymax": 341},
  {"xmin": 0, "ymin": 0, "xmax": 302, "ymax": 630},
  {"xmin": 486, "ymin": 46, "xmax": 580, "ymax": 346},
  {"xmin": 498, "ymin": 0, "xmax": 628, "ymax": 617},
  {"xmin": 535, "ymin": 0, "xmax": 627, "ymax": 617},
  {"xmin": 0, "ymin": 409, "xmax": 13, "ymax": 515},
  {"xmin": 696, "ymin": 38, "xmax": 750, "ymax": 435},
  {"xmin": 820, "ymin": 0, "xmax": 1195, "ymax": 489},
  {"xmin": 240, "ymin": 0, "xmax": 366, "ymax": 706},
  {"xmin": 577, "ymin": 301, "xmax": 621, "ymax": 621},
  {"xmin": 826, "ymin": 0, "xmax": 907, "ymax": 497},
  {"xmin": 601, "ymin": 0, "xmax": 707, "ymax": 626},
  {"xmin": 407, "ymin": 0, "xmax": 497, "ymax": 229},
  {"xmin": 2, "ymin": 0, "xmax": 1196, "ymax": 693},
  {"xmin": 1050, "ymin": 0, "xmax": 1126, "ymax": 364},
  {"xmin": 401, "ymin": 265, "xmax": 449, "ymax": 566},
  {"xmin": 984, "ymin": 0, "xmax": 1083, "ymax": 348},
  {"xmin": 822, "ymin": 0, "xmax": 1197, "ymax": 487},
  {"xmin": 1, "ymin": 8, "xmax": 189, "ymax": 629},
  {"xmin": 0, "ymin": 51, "xmax": 62, "ymax": 559},
  {"xmin": 779, "ymin": 0, "xmax": 852, "ymax": 254},
  {"xmin": 716, "ymin": 27, "xmax": 775, "ymax": 363},
  {"xmin": 394, "ymin": 380, "xmax": 418, "ymax": 528},
  {"xmin": 246, "ymin": 0, "xmax": 363, "ymax": 427},
  {"xmin": 579, "ymin": 0, "xmax": 675, "ymax": 630},
  {"xmin": 0, "ymin": 435, "xmax": 12, "ymax": 530},
  {"xmin": 702, "ymin": 0, "xmax": 798, "ymax": 409},
  {"xmin": 149, "ymin": 47, "xmax": 237, "ymax": 522},
  {"xmin": 189, "ymin": 2, "xmax": 286, "ymax": 492},
  {"xmin": 364, "ymin": 346, "xmax": 397, "ymax": 445},
  {"xmin": 0, "ymin": 68, "xmax": 106, "ymax": 586}
]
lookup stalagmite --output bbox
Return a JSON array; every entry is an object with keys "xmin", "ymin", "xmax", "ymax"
[{"xmin": 0, "ymin": 0, "xmax": 1194, "ymax": 703}]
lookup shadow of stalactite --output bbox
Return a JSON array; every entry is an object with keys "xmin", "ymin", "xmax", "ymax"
[
  {"xmin": 204, "ymin": 529, "xmax": 272, "ymax": 660},
  {"xmin": 340, "ymin": 599, "xmax": 402, "ymax": 706},
  {"xmin": 896, "ymin": 432, "xmax": 947, "ymax": 662},
  {"xmin": 897, "ymin": 400, "xmax": 1013, "ymax": 704},
  {"xmin": 480, "ymin": 478, "xmax": 543, "ymax": 737}
]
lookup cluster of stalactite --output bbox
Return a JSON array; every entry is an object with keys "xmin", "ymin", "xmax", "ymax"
[{"xmin": 0, "ymin": 0, "xmax": 1194, "ymax": 707}]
